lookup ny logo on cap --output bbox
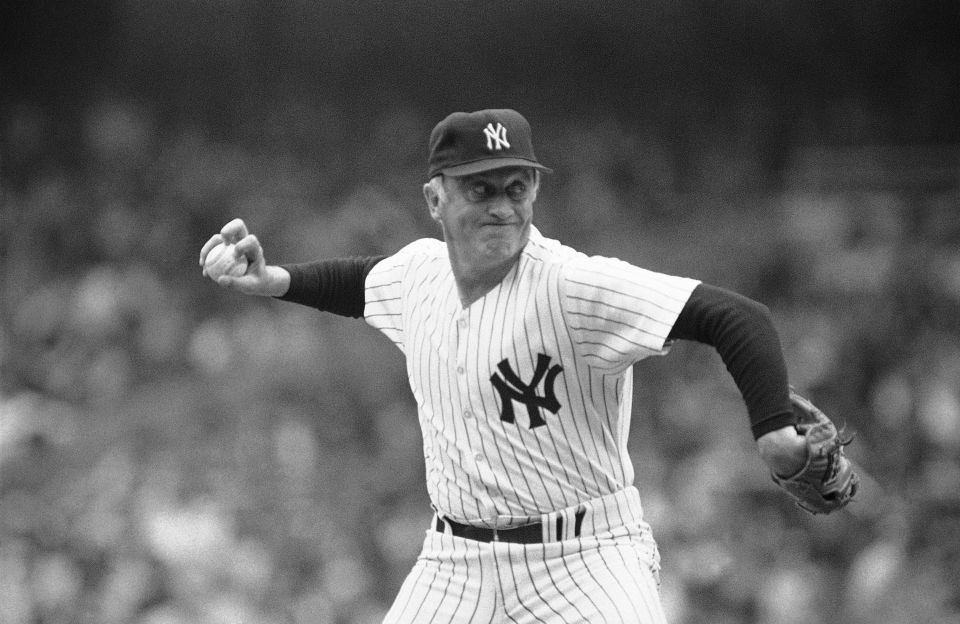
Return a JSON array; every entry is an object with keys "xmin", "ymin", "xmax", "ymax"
[{"xmin": 483, "ymin": 122, "xmax": 510, "ymax": 151}]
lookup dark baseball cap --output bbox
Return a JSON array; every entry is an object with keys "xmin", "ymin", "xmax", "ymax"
[{"xmin": 427, "ymin": 109, "xmax": 553, "ymax": 179}]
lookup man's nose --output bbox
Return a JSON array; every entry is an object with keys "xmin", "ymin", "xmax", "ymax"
[{"xmin": 487, "ymin": 196, "xmax": 514, "ymax": 219}]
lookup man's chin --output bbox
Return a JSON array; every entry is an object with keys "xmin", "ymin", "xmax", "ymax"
[{"xmin": 479, "ymin": 240, "xmax": 513, "ymax": 257}]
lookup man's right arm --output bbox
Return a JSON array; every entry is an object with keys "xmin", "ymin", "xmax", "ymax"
[
  {"xmin": 277, "ymin": 257, "xmax": 387, "ymax": 318},
  {"xmin": 199, "ymin": 219, "xmax": 384, "ymax": 317}
]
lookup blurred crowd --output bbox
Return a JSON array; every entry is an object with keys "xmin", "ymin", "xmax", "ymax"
[{"xmin": 2, "ymin": 95, "xmax": 959, "ymax": 624}]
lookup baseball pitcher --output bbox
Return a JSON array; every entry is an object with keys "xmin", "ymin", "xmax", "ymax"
[{"xmin": 200, "ymin": 109, "xmax": 857, "ymax": 623}]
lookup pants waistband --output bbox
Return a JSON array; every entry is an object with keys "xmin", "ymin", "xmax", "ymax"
[
  {"xmin": 434, "ymin": 515, "xmax": 551, "ymax": 544},
  {"xmin": 433, "ymin": 487, "xmax": 645, "ymax": 544}
]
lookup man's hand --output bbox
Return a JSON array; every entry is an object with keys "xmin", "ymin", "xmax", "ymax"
[
  {"xmin": 764, "ymin": 389, "xmax": 859, "ymax": 514},
  {"xmin": 757, "ymin": 425, "xmax": 808, "ymax": 476},
  {"xmin": 199, "ymin": 218, "xmax": 290, "ymax": 297}
]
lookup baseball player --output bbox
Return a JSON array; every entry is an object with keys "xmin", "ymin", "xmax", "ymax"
[{"xmin": 199, "ymin": 109, "xmax": 857, "ymax": 623}]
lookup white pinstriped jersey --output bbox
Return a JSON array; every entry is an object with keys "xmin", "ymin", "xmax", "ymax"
[{"xmin": 364, "ymin": 226, "xmax": 699, "ymax": 529}]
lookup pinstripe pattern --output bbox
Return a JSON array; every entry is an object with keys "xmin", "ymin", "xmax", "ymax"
[
  {"xmin": 365, "ymin": 228, "xmax": 698, "ymax": 527},
  {"xmin": 365, "ymin": 227, "xmax": 696, "ymax": 621},
  {"xmin": 385, "ymin": 517, "xmax": 666, "ymax": 624}
]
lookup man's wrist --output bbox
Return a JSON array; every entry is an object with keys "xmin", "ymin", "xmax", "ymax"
[{"xmin": 264, "ymin": 265, "xmax": 291, "ymax": 297}]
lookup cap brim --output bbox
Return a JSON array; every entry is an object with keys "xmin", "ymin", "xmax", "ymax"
[{"xmin": 437, "ymin": 157, "xmax": 553, "ymax": 178}]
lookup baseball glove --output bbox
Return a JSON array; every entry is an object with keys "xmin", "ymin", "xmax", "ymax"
[{"xmin": 771, "ymin": 389, "xmax": 859, "ymax": 514}]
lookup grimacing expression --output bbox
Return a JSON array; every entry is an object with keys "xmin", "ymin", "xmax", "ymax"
[{"xmin": 427, "ymin": 167, "xmax": 539, "ymax": 262}]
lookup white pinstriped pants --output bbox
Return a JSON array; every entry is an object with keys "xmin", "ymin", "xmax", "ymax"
[{"xmin": 383, "ymin": 491, "xmax": 667, "ymax": 624}]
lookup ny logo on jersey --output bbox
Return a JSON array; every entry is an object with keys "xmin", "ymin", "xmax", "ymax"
[
  {"xmin": 490, "ymin": 353, "xmax": 563, "ymax": 429},
  {"xmin": 483, "ymin": 122, "xmax": 510, "ymax": 151}
]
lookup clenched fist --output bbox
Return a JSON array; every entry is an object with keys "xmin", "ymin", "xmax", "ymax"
[
  {"xmin": 203, "ymin": 242, "xmax": 249, "ymax": 281},
  {"xmin": 199, "ymin": 218, "xmax": 290, "ymax": 296}
]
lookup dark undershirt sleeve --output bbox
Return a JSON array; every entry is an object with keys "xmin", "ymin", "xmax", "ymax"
[
  {"xmin": 668, "ymin": 283, "xmax": 797, "ymax": 439},
  {"xmin": 275, "ymin": 255, "xmax": 387, "ymax": 318}
]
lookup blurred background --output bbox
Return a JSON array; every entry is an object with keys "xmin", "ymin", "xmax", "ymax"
[{"xmin": 2, "ymin": 1, "xmax": 959, "ymax": 623}]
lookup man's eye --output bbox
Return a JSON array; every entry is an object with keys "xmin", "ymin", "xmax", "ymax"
[
  {"xmin": 507, "ymin": 183, "xmax": 528, "ymax": 200},
  {"xmin": 469, "ymin": 183, "xmax": 491, "ymax": 200}
]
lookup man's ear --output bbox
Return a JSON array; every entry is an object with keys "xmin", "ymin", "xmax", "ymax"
[{"xmin": 423, "ymin": 181, "xmax": 442, "ymax": 222}]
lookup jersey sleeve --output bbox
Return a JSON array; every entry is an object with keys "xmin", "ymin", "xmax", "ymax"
[
  {"xmin": 562, "ymin": 254, "xmax": 700, "ymax": 369},
  {"xmin": 363, "ymin": 238, "xmax": 443, "ymax": 353}
]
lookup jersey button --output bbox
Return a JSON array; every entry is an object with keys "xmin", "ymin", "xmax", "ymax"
[
  {"xmin": 456, "ymin": 366, "xmax": 465, "ymax": 375},
  {"xmin": 463, "ymin": 410, "xmax": 473, "ymax": 419},
  {"xmin": 474, "ymin": 453, "xmax": 484, "ymax": 463},
  {"xmin": 458, "ymin": 319, "xmax": 467, "ymax": 328}
]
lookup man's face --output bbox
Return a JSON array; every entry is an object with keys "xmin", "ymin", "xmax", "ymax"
[{"xmin": 426, "ymin": 167, "xmax": 538, "ymax": 265}]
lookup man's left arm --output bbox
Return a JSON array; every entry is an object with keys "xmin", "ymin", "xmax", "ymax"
[
  {"xmin": 667, "ymin": 284, "xmax": 807, "ymax": 475},
  {"xmin": 669, "ymin": 283, "xmax": 859, "ymax": 514}
]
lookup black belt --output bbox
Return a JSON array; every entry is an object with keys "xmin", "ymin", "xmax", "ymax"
[{"xmin": 435, "ymin": 514, "xmax": 583, "ymax": 544}]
